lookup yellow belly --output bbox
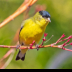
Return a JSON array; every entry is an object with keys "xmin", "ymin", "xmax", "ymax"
[
  {"xmin": 20, "ymin": 33, "xmax": 43, "ymax": 45},
  {"xmin": 19, "ymin": 25, "xmax": 44, "ymax": 45}
]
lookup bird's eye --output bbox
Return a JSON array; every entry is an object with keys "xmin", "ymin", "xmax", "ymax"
[
  {"xmin": 42, "ymin": 16, "xmax": 45, "ymax": 17},
  {"xmin": 42, "ymin": 15, "xmax": 50, "ymax": 18}
]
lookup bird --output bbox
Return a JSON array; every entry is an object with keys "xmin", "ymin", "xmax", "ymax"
[{"xmin": 16, "ymin": 10, "xmax": 51, "ymax": 61}]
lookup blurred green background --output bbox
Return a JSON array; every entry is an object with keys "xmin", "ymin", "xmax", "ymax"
[{"xmin": 0, "ymin": 0, "xmax": 72, "ymax": 69}]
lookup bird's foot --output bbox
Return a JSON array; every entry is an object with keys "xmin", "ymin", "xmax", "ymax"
[
  {"xmin": 35, "ymin": 44, "xmax": 39, "ymax": 51},
  {"xmin": 16, "ymin": 45, "xmax": 21, "ymax": 51}
]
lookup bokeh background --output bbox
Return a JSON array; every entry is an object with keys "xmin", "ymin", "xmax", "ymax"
[{"xmin": 0, "ymin": 0, "xmax": 72, "ymax": 69}]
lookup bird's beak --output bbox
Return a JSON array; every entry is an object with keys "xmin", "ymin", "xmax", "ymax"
[{"xmin": 47, "ymin": 18, "xmax": 51, "ymax": 22}]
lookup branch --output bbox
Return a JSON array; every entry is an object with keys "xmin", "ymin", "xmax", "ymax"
[
  {"xmin": 0, "ymin": 33, "xmax": 72, "ymax": 52},
  {"xmin": 0, "ymin": 0, "xmax": 37, "ymax": 28}
]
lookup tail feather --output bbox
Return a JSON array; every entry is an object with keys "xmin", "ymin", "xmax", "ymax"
[
  {"xmin": 21, "ymin": 54, "xmax": 25, "ymax": 61},
  {"xmin": 16, "ymin": 56, "xmax": 20, "ymax": 60},
  {"xmin": 16, "ymin": 50, "xmax": 26, "ymax": 61}
]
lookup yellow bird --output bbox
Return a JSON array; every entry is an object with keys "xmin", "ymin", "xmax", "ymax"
[{"xmin": 16, "ymin": 10, "xmax": 51, "ymax": 61}]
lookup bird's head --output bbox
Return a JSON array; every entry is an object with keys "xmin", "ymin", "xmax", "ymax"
[
  {"xmin": 33, "ymin": 10, "xmax": 51, "ymax": 27},
  {"xmin": 39, "ymin": 10, "xmax": 51, "ymax": 22}
]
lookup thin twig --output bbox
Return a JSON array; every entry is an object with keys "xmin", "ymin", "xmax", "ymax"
[{"xmin": 44, "ymin": 35, "xmax": 54, "ymax": 43}]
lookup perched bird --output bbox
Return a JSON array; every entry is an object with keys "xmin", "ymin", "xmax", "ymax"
[{"xmin": 16, "ymin": 10, "xmax": 51, "ymax": 61}]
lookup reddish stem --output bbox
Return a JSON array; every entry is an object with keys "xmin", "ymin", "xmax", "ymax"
[
  {"xmin": 59, "ymin": 35, "xmax": 72, "ymax": 43},
  {"xmin": 55, "ymin": 34, "xmax": 65, "ymax": 44}
]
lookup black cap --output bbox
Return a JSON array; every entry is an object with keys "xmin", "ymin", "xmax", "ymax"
[{"xmin": 39, "ymin": 10, "xmax": 50, "ymax": 18}]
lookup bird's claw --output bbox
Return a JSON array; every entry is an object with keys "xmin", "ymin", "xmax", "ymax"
[
  {"xmin": 16, "ymin": 45, "xmax": 21, "ymax": 51},
  {"xmin": 36, "ymin": 44, "xmax": 39, "ymax": 51}
]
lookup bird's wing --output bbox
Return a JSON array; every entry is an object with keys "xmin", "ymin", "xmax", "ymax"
[
  {"xmin": 19, "ymin": 21, "xmax": 24, "ymax": 35},
  {"xmin": 19, "ymin": 19, "xmax": 27, "ymax": 34}
]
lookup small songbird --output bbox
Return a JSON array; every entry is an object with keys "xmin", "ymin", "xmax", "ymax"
[{"xmin": 16, "ymin": 10, "xmax": 51, "ymax": 61}]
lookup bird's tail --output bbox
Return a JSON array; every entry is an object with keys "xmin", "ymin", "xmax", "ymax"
[{"xmin": 16, "ymin": 50, "xmax": 26, "ymax": 61}]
